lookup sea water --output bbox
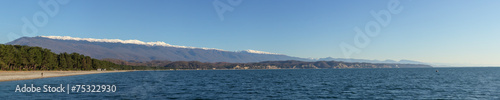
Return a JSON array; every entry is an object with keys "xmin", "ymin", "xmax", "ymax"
[{"xmin": 1, "ymin": 68, "xmax": 500, "ymax": 99}]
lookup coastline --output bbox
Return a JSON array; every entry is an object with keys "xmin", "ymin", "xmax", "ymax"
[{"xmin": 0, "ymin": 70, "xmax": 132, "ymax": 82}]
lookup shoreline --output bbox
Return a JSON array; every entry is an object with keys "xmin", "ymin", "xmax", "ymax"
[{"xmin": 0, "ymin": 70, "xmax": 132, "ymax": 82}]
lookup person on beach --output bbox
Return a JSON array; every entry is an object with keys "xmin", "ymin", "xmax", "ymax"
[{"xmin": 41, "ymin": 73, "xmax": 43, "ymax": 77}]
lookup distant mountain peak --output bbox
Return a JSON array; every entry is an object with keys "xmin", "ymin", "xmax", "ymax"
[
  {"xmin": 7, "ymin": 36, "xmax": 303, "ymax": 62},
  {"xmin": 238, "ymin": 49, "xmax": 283, "ymax": 55},
  {"xmin": 38, "ymin": 36, "xmax": 225, "ymax": 51},
  {"xmin": 306, "ymin": 57, "xmax": 320, "ymax": 60},
  {"xmin": 38, "ymin": 36, "xmax": 283, "ymax": 55}
]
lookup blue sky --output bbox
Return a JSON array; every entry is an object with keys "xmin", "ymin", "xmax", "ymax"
[{"xmin": 1, "ymin": 0, "xmax": 499, "ymax": 66}]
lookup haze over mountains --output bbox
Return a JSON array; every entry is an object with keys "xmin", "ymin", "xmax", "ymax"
[{"xmin": 7, "ymin": 36, "xmax": 426, "ymax": 64}]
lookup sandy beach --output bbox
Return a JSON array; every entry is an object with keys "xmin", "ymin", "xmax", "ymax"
[{"xmin": 0, "ymin": 71, "xmax": 130, "ymax": 82}]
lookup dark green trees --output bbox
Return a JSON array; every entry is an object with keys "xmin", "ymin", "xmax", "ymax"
[{"xmin": 0, "ymin": 44, "xmax": 143, "ymax": 71}]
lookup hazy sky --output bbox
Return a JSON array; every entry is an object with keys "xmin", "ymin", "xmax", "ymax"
[{"xmin": 1, "ymin": 0, "xmax": 499, "ymax": 66}]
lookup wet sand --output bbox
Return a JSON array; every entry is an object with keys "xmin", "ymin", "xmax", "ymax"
[{"xmin": 0, "ymin": 71, "xmax": 130, "ymax": 82}]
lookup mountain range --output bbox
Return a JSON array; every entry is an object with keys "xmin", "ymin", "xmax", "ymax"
[{"xmin": 7, "ymin": 36, "xmax": 427, "ymax": 64}]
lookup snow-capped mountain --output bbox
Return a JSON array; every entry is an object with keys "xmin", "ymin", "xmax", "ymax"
[
  {"xmin": 6, "ymin": 36, "xmax": 427, "ymax": 64},
  {"xmin": 39, "ymin": 36, "xmax": 283, "ymax": 55},
  {"xmin": 39, "ymin": 36, "xmax": 225, "ymax": 51},
  {"xmin": 7, "ymin": 36, "xmax": 304, "ymax": 62},
  {"xmin": 238, "ymin": 49, "xmax": 283, "ymax": 55}
]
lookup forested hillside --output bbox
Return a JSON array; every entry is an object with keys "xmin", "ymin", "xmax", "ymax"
[{"xmin": 0, "ymin": 44, "xmax": 153, "ymax": 71}]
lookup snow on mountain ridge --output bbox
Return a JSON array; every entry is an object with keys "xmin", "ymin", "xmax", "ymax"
[
  {"xmin": 37, "ymin": 36, "xmax": 282, "ymax": 55},
  {"xmin": 239, "ymin": 49, "xmax": 282, "ymax": 55},
  {"xmin": 38, "ymin": 36, "xmax": 225, "ymax": 51}
]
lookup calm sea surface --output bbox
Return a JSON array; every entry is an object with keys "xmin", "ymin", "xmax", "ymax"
[{"xmin": 1, "ymin": 68, "xmax": 500, "ymax": 99}]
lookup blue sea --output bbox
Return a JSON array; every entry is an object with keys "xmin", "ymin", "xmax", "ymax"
[{"xmin": 1, "ymin": 68, "xmax": 500, "ymax": 99}]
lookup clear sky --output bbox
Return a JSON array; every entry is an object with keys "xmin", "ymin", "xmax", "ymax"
[{"xmin": 1, "ymin": 0, "xmax": 499, "ymax": 66}]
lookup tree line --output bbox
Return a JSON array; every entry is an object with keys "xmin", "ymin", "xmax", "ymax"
[
  {"xmin": 104, "ymin": 59, "xmax": 433, "ymax": 70},
  {"xmin": 0, "ymin": 44, "xmax": 156, "ymax": 71}
]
